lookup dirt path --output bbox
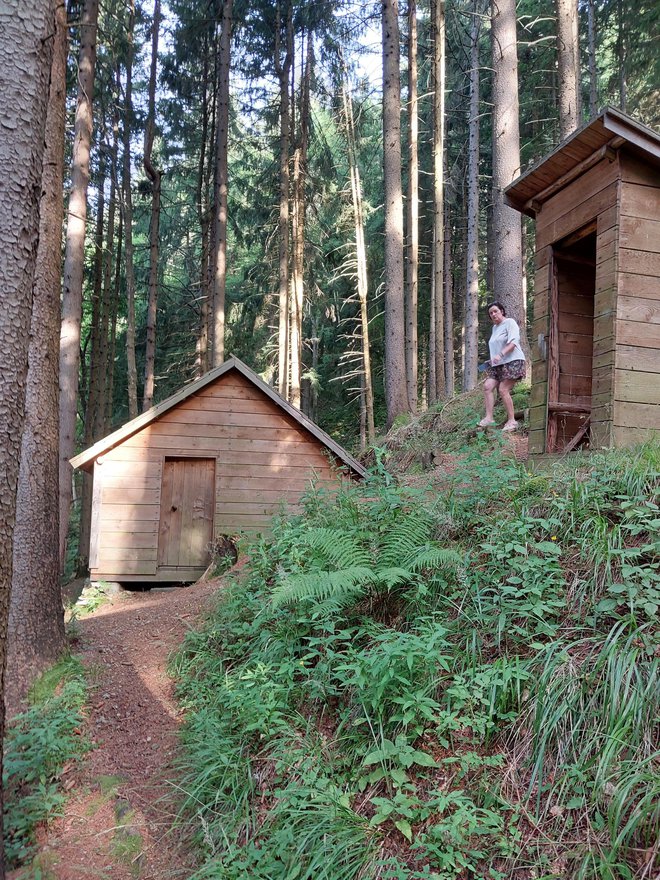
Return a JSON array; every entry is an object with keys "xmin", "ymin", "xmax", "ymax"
[{"xmin": 24, "ymin": 576, "xmax": 225, "ymax": 880}]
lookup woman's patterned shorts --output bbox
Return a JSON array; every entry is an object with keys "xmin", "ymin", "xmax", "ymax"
[{"xmin": 486, "ymin": 359, "xmax": 526, "ymax": 383}]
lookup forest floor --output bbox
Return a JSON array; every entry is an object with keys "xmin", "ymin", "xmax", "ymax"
[
  {"xmin": 14, "ymin": 575, "xmax": 227, "ymax": 880},
  {"xmin": 19, "ymin": 430, "xmax": 529, "ymax": 880}
]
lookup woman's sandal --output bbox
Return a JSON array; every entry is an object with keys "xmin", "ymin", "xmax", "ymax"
[
  {"xmin": 501, "ymin": 420, "xmax": 518, "ymax": 432},
  {"xmin": 478, "ymin": 418, "xmax": 496, "ymax": 427}
]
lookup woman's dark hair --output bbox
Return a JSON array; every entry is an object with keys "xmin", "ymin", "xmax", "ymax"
[{"xmin": 487, "ymin": 300, "xmax": 506, "ymax": 316}]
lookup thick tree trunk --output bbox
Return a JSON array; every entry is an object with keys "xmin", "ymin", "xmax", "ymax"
[
  {"xmin": 556, "ymin": 0, "xmax": 580, "ymax": 138},
  {"xmin": 211, "ymin": 0, "xmax": 233, "ymax": 367},
  {"xmin": 382, "ymin": 0, "xmax": 408, "ymax": 426},
  {"xmin": 443, "ymin": 195, "xmax": 454, "ymax": 396},
  {"xmin": 142, "ymin": 0, "xmax": 162, "ymax": 410},
  {"xmin": 98, "ymin": 117, "xmax": 120, "ymax": 438},
  {"xmin": 491, "ymin": 0, "xmax": 529, "ymax": 358},
  {"xmin": 275, "ymin": 1, "xmax": 292, "ymax": 398},
  {"xmin": 6, "ymin": 0, "xmax": 66, "ymax": 716},
  {"xmin": 405, "ymin": 0, "xmax": 419, "ymax": 412},
  {"xmin": 0, "ymin": 0, "xmax": 55, "ymax": 861},
  {"xmin": 195, "ymin": 31, "xmax": 211, "ymax": 378},
  {"xmin": 59, "ymin": 0, "xmax": 99, "ymax": 570},
  {"xmin": 122, "ymin": 4, "xmax": 138, "ymax": 419},
  {"xmin": 432, "ymin": 0, "xmax": 446, "ymax": 400},
  {"xmin": 463, "ymin": 1, "xmax": 481, "ymax": 391}
]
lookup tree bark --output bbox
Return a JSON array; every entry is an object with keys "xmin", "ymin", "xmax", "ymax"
[
  {"xmin": 556, "ymin": 0, "xmax": 580, "ymax": 138},
  {"xmin": 0, "ymin": 0, "xmax": 56, "ymax": 860},
  {"xmin": 195, "ymin": 30, "xmax": 212, "ymax": 378},
  {"xmin": 290, "ymin": 33, "xmax": 313, "ymax": 410},
  {"xmin": 463, "ymin": 0, "xmax": 481, "ymax": 391},
  {"xmin": 491, "ymin": 0, "xmax": 529, "ymax": 358},
  {"xmin": 405, "ymin": 0, "xmax": 419, "ymax": 412},
  {"xmin": 142, "ymin": 0, "xmax": 162, "ymax": 410},
  {"xmin": 211, "ymin": 0, "xmax": 233, "ymax": 367},
  {"xmin": 121, "ymin": 4, "xmax": 138, "ymax": 419},
  {"xmin": 275, "ymin": 0, "xmax": 292, "ymax": 398},
  {"xmin": 59, "ymin": 0, "xmax": 99, "ymax": 570},
  {"xmin": 341, "ymin": 64, "xmax": 375, "ymax": 446},
  {"xmin": 586, "ymin": 0, "xmax": 597, "ymax": 117},
  {"xmin": 382, "ymin": 0, "xmax": 408, "ymax": 426},
  {"xmin": 431, "ymin": 0, "xmax": 446, "ymax": 401},
  {"xmin": 443, "ymin": 194, "xmax": 454, "ymax": 396}
]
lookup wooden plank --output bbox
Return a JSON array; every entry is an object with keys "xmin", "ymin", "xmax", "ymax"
[
  {"xmin": 613, "ymin": 401, "xmax": 660, "ymax": 429},
  {"xmin": 593, "ymin": 334, "xmax": 616, "ymax": 357},
  {"xmin": 616, "ymin": 320, "xmax": 659, "ymax": 348},
  {"xmin": 548, "ymin": 401, "xmax": 591, "ymax": 414},
  {"xmin": 613, "ymin": 425, "xmax": 660, "ymax": 447},
  {"xmin": 174, "ymin": 395, "xmax": 289, "ymax": 418},
  {"xmin": 98, "ymin": 548, "xmax": 159, "ymax": 562},
  {"xmin": 619, "ymin": 153, "xmax": 660, "ymax": 188},
  {"xmin": 556, "ymin": 293, "xmax": 595, "ymax": 317},
  {"xmin": 92, "ymin": 561, "xmax": 160, "ymax": 578},
  {"xmin": 558, "ymin": 313, "xmax": 594, "ymax": 336},
  {"xmin": 597, "ymin": 205, "xmax": 618, "ymax": 235},
  {"xmin": 563, "ymin": 416, "xmax": 591, "ymax": 453},
  {"xmin": 616, "ymin": 345, "xmax": 660, "ymax": 373},
  {"xmin": 559, "ymin": 353, "xmax": 593, "ymax": 376},
  {"xmin": 535, "ymin": 246, "xmax": 552, "ymax": 271},
  {"xmin": 618, "ymin": 215, "xmax": 660, "ymax": 253},
  {"xmin": 528, "ymin": 428, "xmax": 546, "ymax": 455},
  {"xmin": 103, "ymin": 518, "xmax": 160, "ymax": 530},
  {"xmin": 99, "ymin": 460, "xmax": 161, "ymax": 479},
  {"xmin": 558, "ymin": 332, "xmax": 593, "ymax": 357},
  {"xmin": 102, "ymin": 487, "xmax": 160, "ymax": 505},
  {"xmin": 594, "ymin": 286, "xmax": 617, "ymax": 317},
  {"xmin": 618, "ymin": 272, "xmax": 660, "ymax": 300},
  {"xmin": 593, "ymin": 348, "xmax": 617, "ymax": 370},
  {"xmin": 89, "ymin": 464, "xmax": 103, "ymax": 570},
  {"xmin": 620, "ymin": 181, "xmax": 660, "ymax": 222},
  {"xmin": 216, "ymin": 488, "xmax": 317, "ymax": 505},
  {"xmin": 537, "ymin": 183, "xmax": 618, "ymax": 251},
  {"xmin": 217, "ymin": 474, "xmax": 331, "ymax": 491},
  {"xmin": 594, "ymin": 312, "xmax": 616, "ymax": 342},
  {"xmin": 615, "ymin": 369, "xmax": 660, "ymax": 405},
  {"xmin": 102, "ymin": 475, "xmax": 161, "ymax": 491},
  {"xmin": 617, "ymin": 295, "xmax": 660, "ymax": 325},
  {"xmin": 530, "ymin": 383, "xmax": 547, "ymax": 408},
  {"xmin": 618, "ymin": 248, "xmax": 660, "ymax": 277},
  {"xmin": 215, "ymin": 515, "xmax": 276, "ymax": 529},
  {"xmin": 590, "ymin": 419, "xmax": 613, "ymax": 449},
  {"xmin": 558, "ymin": 373, "xmax": 592, "ymax": 398},
  {"xmin": 121, "ymin": 427, "xmax": 310, "ymax": 449},
  {"xmin": 538, "ymin": 157, "xmax": 619, "ymax": 229},
  {"xmin": 592, "ymin": 367, "xmax": 614, "ymax": 398},
  {"xmin": 101, "ymin": 531, "xmax": 159, "ymax": 550},
  {"xmin": 596, "ymin": 225, "xmax": 617, "ymax": 251}
]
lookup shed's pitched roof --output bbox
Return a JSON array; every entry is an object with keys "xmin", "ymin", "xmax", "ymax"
[
  {"xmin": 71, "ymin": 356, "xmax": 367, "ymax": 477},
  {"xmin": 505, "ymin": 107, "xmax": 660, "ymax": 217}
]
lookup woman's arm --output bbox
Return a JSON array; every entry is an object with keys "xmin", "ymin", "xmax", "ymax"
[{"xmin": 491, "ymin": 341, "xmax": 516, "ymax": 363}]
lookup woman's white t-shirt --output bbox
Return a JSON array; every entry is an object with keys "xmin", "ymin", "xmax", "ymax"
[{"xmin": 488, "ymin": 318, "xmax": 525, "ymax": 365}]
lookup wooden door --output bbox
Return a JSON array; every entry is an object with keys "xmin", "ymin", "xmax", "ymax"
[{"xmin": 157, "ymin": 457, "xmax": 215, "ymax": 572}]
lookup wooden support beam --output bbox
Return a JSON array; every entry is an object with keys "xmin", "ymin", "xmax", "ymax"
[
  {"xmin": 523, "ymin": 142, "xmax": 619, "ymax": 214},
  {"xmin": 563, "ymin": 415, "xmax": 591, "ymax": 453},
  {"xmin": 548, "ymin": 401, "xmax": 592, "ymax": 414}
]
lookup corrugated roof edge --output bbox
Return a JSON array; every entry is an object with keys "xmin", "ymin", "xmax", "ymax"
[{"xmin": 70, "ymin": 356, "xmax": 367, "ymax": 479}]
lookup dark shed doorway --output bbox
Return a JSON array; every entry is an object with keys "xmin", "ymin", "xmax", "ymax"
[{"xmin": 546, "ymin": 225, "xmax": 597, "ymax": 452}]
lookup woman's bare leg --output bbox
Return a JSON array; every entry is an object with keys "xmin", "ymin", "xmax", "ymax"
[
  {"xmin": 499, "ymin": 378, "xmax": 517, "ymax": 424},
  {"xmin": 482, "ymin": 377, "xmax": 498, "ymax": 423}
]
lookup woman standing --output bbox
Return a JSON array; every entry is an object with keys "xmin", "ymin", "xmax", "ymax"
[{"xmin": 479, "ymin": 301, "xmax": 526, "ymax": 431}]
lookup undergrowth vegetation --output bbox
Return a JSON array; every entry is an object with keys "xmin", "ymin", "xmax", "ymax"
[
  {"xmin": 172, "ymin": 440, "xmax": 659, "ymax": 880},
  {"xmin": 3, "ymin": 655, "xmax": 89, "ymax": 869}
]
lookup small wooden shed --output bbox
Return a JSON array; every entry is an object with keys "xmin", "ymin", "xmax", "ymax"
[
  {"xmin": 71, "ymin": 357, "xmax": 366, "ymax": 583},
  {"xmin": 505, "ymin": 108, "xmax": 660, "ymax": 455}
]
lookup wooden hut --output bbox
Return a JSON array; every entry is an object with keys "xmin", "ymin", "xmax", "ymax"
[
  {"xmin": 71, "ymin": 357, "xmax": 366, "ymax": 583},
  {"xmin": 505, "ymin": 108, "xmax": 660, "ymax": 455}
]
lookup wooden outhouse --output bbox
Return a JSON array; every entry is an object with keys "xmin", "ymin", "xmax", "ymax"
[
  {"xmin": 71, "ymin": 357, "xmax": 366, "ymax": 583},
  {"xmin": 505, "ymin": 108, "xmax": 660, "ymax": 455}
]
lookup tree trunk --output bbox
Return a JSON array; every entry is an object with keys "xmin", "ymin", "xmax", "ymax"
[
  {"xmin": 122, "ymin": 4, "xmax": 138, "ymax": 419},
  {"xmin": 617, "ymin": 0, "xmax": 626, "ymax": 111},
  {"xmin": 106, "ymin": 196, "xmax": 123, "ymax": 428},
  {"xmin": 98, "ymin": 114, "xmax": 120, "ymax": 438},
  {"xmin": 341, "ymin": 63, "xmax": 375, "ymax": 446},
  {"xmin": 405, "ymin": 0, "xmax": 419, "ymax": 412},
  {"xmin": 211, "ymin": 0, "xmax": 233, "ymax": 367},
  {"xmin": 6, "ymin": 0, "xmax": 66, "ymax": 717},
  {"xmin": 59, "ymin": 0, "xmax": 99, "ymax": 571},
  {"xmin": 290, "ymin": 33, "xmax": 313, "ymax": 410},
  {"xmin": 142, "ymin": 0, "xmax": 162, "ymax": 410},
  {"xmin": 443, "ymin": 195, "xmax": 454, "ymax": 396},
  {"xmin": 275, "ymin": 0, "xmax": 292, "ymax": 398},
  {"xmin": 463, "ymin": 0, "xmax": 481, "ymax": 391},
  {"xmin": 382, "ymin": 0, "xmax": 408, "ymax": 426},
  {"xmin": 491, "ymin": 0, "xmax": 529, "ymax": 358},
  {"xmin": 587, "ymin": 0, "xmax": 597, "ymax": 117},
  {"xmin": 195, "ymin": 31, "xmax": 211, "ymax": 378},
  {"xmin": 432, "ymin": 0, "xmax": 446, "ymax": 400},
  {"xmin": 556, "ymin": 0, "xmax": 580, "ymax": 138},
  {"xmin": 0, "ymin": 0, "xmax": 55, "ymax": 860}
]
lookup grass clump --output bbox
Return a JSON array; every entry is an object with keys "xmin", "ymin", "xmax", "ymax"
[
  {"xmin": 3, "ymin": 655, "xmax": 89, "ymax": 869},
  {"xmin": 171, "ymin": 441, "xmax": 659, "ymax": 879}
]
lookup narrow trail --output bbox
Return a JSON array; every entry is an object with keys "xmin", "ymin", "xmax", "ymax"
[{"xmin": 22, "ymin": 576, "xmax": 224, "ymax": 880}]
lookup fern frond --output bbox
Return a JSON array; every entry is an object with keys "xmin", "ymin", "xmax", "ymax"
[
  {"xmin": 378, "ymin": 513, "xmax": 434, "ymax": 568},
  {"xmin": 375, "ymin": 566, "xmax": 416, "ymax": 589},
  {"xmin": 272, "ymin": 565, "xmax": 374, "ymax": 608},
  {"xmin": 409, "ymin": 545, "xmax": 463, "ymax": 574},
  {"xmin": 305, "ymin": 528, "xmax": 371, "ymax": 569}
]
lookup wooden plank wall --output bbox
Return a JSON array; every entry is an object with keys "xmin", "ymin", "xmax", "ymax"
[
  {"xmin": 529, "ymin": 155, "xmax": 620, "ymax": 454},
  {"xmin": 90, "ymin": 370, "xmax": 341, "ymax": 580},
  {"xmin": 613, "ymin": 155, "xmax": 660, "ymax": 446}
]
